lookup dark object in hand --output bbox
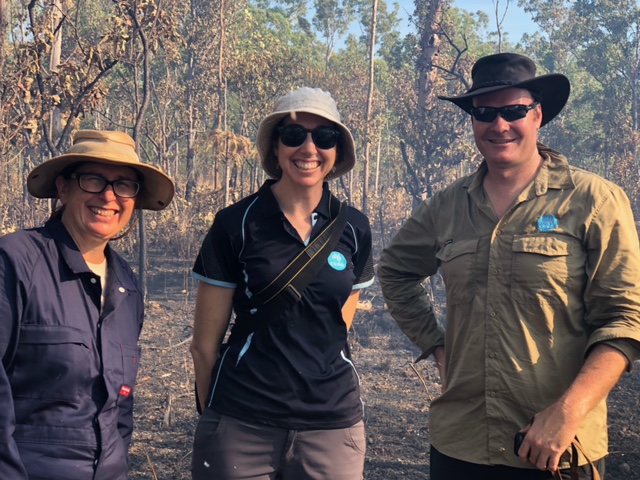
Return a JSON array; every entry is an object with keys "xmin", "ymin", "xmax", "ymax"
[{"xmin": 514, "ymin": 432, "xmax": 526, "ymax": 456}]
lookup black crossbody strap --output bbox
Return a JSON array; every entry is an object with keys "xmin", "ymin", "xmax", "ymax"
[{"xmin": 249, "ymin": 193, "xmax": 347, "ymax": 311}]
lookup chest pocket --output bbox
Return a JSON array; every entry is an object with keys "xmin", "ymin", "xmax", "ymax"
[
  {"xmin": 511, "ymin": 235, "xmax": 572, "ymax": 304},
  {"xmin": 11, "ymin": 326, "xmax": 94, "ymax": 402},
  {"xmin": 436, "ymin": 238, "xmax": 479, "ymax": 305}
]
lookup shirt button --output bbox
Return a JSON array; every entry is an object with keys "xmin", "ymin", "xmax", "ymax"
[
  {"xmin": 90, "ymin": 278, "xmax": 97, "ymax": 284},
  {"xmin": 490, "ymin": 351, "xmax": 497, "ymax": 358},
  {"xmin": 119, "ymin": 287, "xmax": 126, "ymax": 293},
  {"xmin": 490, "ymin": 312, "xmax": 497, "ymax": 317},
  {"xmin": 490, "ymin": 391, "xmax": 497, "ymax": 397},
  {"xmin": 491, "ymin": 269, "xmax": 498, "ymax": 275},
  {"xmin": 500, "ymin": 447, "xmax": 506, "ymax": 453}
]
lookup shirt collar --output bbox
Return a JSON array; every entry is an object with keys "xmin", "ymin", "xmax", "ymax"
[
  {"xmin": 534, "ymin": 142, "xmax": 575, "ymax": 195},
  {"xmin": 465, "ymin": 142, "xmax": 575, "ymax": 196},
  {"xmin": 44, "ymin": 216, "xmax": 137, "ymax": 291},
  {"xmin": 45, "ymin": 216, "xmax": 92, "ymax": 275}
]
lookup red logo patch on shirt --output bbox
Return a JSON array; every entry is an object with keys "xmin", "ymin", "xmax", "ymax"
[{"xmin": 119, "ymin": 385, "xmax": 132, "ymax": 397}]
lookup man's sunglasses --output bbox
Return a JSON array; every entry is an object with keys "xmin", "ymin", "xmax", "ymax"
[
  {"xmin": 470, "ymin": 102, "xmax": 540, "ymax": 123},
  {"xmin": 278, "ymin": 125, "xmax": 341, "ymax": 150}
]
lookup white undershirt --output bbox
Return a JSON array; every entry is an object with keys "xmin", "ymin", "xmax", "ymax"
[{"xmin": 86, "ymin": 258, "xmax": 108, "ymax": 310}]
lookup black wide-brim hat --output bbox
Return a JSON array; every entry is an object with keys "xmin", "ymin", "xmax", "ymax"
[{"xmin": 438, "ymin": 53, "xmax": 570, "ymax": 127}]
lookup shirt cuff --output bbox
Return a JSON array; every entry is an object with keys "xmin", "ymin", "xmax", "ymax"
[{"xmin": 594, "ymin": 338, "xmax": 640, "ymax": 372}]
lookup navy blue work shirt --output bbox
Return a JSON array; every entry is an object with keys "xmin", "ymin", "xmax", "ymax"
[
  {"xmin": 0, "ymin": 217, "xmax": 144, "ymax": 480},
  {"xmin": 193, "ymin": 180, "xmax": 374, "ymax": 429}
]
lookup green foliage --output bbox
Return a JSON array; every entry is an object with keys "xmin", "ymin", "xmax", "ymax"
[{"xmin": 517, "ymin": 0, "xmax": 640, "ymax": 204}]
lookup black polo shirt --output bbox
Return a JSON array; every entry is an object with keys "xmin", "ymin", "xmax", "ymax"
[{"xmin": 193, "ymin": 180, "xmax": 374, "ymax": 429}]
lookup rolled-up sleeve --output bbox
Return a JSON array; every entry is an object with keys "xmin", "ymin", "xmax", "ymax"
[
  {"xmin": 583, "ymin": 185, "xmax": 640, "ymax": 367},
  {"xmin": 378, "ymin": 201, "xmax": 445, "ymax": 360}
]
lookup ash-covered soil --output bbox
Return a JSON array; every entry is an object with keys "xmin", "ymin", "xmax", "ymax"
[{"xmin": 128, "ymin": 262, "xmax": 640, "ymax": 480}]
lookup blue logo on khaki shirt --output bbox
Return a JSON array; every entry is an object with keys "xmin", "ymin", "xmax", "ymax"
[
  {"xmin": 328, "ymin": 251, "xmax": 347, "ymax": 270},
  {"xmin": 537, "ymin": 214, "xmax": 559, "ymax": 232}
]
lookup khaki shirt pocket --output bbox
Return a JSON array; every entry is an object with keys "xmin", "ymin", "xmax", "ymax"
[
  {"xmin": 436, "ymin": 238, "xmax": 479, "ymax": 305},
  {"xmin": 511, "ymin": 235, "xmax": 572, "ymax": 304}
]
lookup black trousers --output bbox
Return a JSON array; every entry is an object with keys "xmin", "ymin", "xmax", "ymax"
[{"xmin": 430, "ymin": 446, "xmax": 606, "ymax": 480}]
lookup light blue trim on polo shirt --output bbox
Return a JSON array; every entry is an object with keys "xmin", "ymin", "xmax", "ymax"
[
  {"xmin": 346, "ymin": 222, "xmax": 358, "ymax": 253},
  {"xmin": 352, "ymin": 277, "xmax": 374, "ymax": 290},
  {"xmin": 242, "ymin": 197, "xmax": 260, "ymax": 298},
  {"xmin": 191, "ymin": 272, "xmax": 236, "ymax": 289}
]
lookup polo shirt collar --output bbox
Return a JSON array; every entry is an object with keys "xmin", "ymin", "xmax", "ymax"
[{"xmin": 258, "ymin": 179, "xmax": 333, "ymax": 219}]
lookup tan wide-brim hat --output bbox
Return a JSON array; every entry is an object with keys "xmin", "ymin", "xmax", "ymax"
[
  {"xmin": 438, "ymin": 53, "xmax": 570, "ymax": 127},
  {"xmin": 28, "ymin": 130, "xmax": 175, "ymax": 211},
  {"xmin": 256, "ymin": 87, "xmax": 356, "ymax": 181}
]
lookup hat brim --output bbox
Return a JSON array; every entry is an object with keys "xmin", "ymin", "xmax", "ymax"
[
  {"xmin": 27, "ymin": 153, "xmax": 175, "ymax": 211},
  {"xmin": 256, "ymin": 111, "xmax": 356, "ymax": 181},
  {"xmin": 438, "ymin": 74, "xmax": 570, "ymax": 127}
]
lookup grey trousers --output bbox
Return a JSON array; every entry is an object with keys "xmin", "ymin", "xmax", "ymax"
[{"xmin": 191, "ymin": 408, "xmax": 365, "ymax": 480}]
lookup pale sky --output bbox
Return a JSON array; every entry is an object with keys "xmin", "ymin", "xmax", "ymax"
[{"xmin": 394, "ymin": 0, "xmax": 537, "ymax": 39}]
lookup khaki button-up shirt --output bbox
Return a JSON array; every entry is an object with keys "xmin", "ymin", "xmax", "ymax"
[{"xmin": 378, "ymin": 144, "xmax": 640, "ymax": 469}]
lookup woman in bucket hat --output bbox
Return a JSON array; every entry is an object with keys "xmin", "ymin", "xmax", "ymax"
[
  {"xmin": 190, "ymin": 87, "xmax": 374, "ymax": 479},
  {"xmin": 0, "ymin": 130, "xmax": 174, "ymax": 480}
]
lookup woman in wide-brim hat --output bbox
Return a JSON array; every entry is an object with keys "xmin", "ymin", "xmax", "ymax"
[
  {"xmin": 190, "ymin": 87, "xmax": 374, "ymax": 480},
  {"xmin": 28, "ymin": 129, "xmax": 175, "ymax": 211},
  {"xmin": 0, "ymin": 130, "xmax": 174, "ymax": 480}
]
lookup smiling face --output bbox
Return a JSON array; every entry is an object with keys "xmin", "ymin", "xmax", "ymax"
[
  {"xmin": 471, "ymin": 87, "xmax": 543, "ymax": 171},
  {"xmin": 274, "ymin": 112, "xmax": 338, "ymax": 190},
  {"xmin": 56, "ymin": 162, "xmax": 139, "ymax": 253}
]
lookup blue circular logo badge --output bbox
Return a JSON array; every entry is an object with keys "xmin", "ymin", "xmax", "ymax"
[
  {"xmin": 328, "ymin": 251, "xmax": 347, "ymax": 271},
  {"xmin": 537, "ymin": 214, "xmax": 559, "ymax": 232}
]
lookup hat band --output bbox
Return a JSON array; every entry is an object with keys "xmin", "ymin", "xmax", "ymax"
[{"xmin": 469, "ymin": 80, "xmax": 520, "ymax": 92}]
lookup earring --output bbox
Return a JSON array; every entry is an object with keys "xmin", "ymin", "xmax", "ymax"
[{"xmin": 332, "ymin": 166, "xmax": 336, "ymax": 173}]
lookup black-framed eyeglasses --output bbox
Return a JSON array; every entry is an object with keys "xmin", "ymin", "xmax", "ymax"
[
  {"xmin": 278, "ymin": 124, "xmax": 341, "ymax": 150},
  {"xmin": 70, "ymin": 173, "xmax": 141, "ymax": 198},
  {"xmin": 470, "ymin": 102, "xmax": 540, "ymax": 123}
]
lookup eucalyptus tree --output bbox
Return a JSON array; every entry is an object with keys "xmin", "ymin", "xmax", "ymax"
[
  {"xmin": 312, "ymin": 0, "xmax": 356, "ymax": 69},
  {"xmin": 0, "ymin": 0, "xmax": 136, "ymax": 230},
  {"xmin": 346, "ymin": 0, "xmax": 399, "ymax": 214},
  {"xmin": 387, "ymin": 1, "xmax": 494, "ymax": 208},
  {"xmin": 17, "ymin": 0, "xmax": 130, "ymax": 155},
  {"xmin": 225, "ymin": 2, "xmax": 326, "ymax": 177},
  {"xmin": 521, "ymin": 0, "xmax": 640, "ymax": 207}
]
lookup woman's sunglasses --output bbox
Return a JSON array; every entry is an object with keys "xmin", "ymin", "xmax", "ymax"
[
  {"xmin": 278, "ymin": 125, "xmax": 341, "ymax": 150},
  {"xmin": 470, "ymin": 102, "xmax": 540, "ymax": 123}
]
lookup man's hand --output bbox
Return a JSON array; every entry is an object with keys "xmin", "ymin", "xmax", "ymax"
[
  {"xmin": 516, "ymin": 343, "xmax": 628, "ymax": 473},
  {"xmin": 516, "ymin": 401, "xmax": 580, "ymax": 472}
]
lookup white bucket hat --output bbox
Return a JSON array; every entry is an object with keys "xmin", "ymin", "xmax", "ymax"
[
  {"xmin": 27, "ymin": 130, "xmax": 175, "ymax": 211},
  {"xmin": 256, "ymin": 87, "xmax": 356, "ymax": 181}
]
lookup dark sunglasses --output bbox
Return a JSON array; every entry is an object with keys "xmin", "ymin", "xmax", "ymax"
[
  {"xmin": 470, "ymin": 102, "xmax": 540, "ymax": 123},
  {"xmin": 278, "ymin": 124, "xmax": 341, "ymax": 150},
  {"xmin": 70, "ymin": 173, "xmax": 141, "ymax": 198}
]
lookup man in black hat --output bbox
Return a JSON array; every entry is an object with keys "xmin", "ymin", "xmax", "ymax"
[{"xmin": 378, "ymin": 53, "xmax": 640, "ymax": 479}]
